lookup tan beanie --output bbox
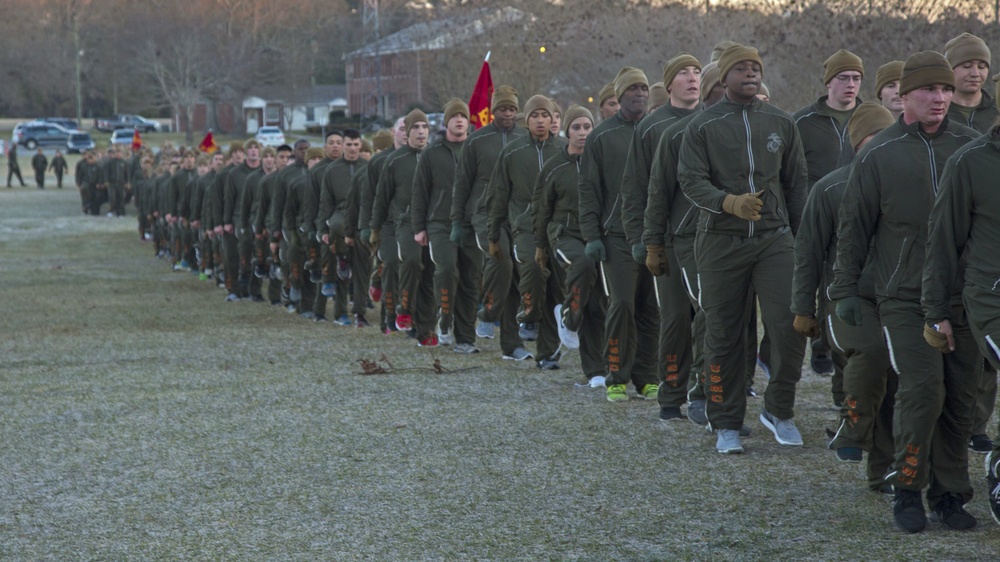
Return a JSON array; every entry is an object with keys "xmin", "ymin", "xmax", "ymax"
[
  {"xmin": 945, "ymin": 32, "xmax": 991, "ymax": 69},
  {"xmin": 443, "ymin": 98, "xmax": 470, "ymax": 125},
  {"xmin": 758, "ymin": 83, "xmax": 770, "ymax": 98},
  {"xmin": 562, "ymin": 104, "xmax": 594, "ymax": 133},
  {"xmin": 847, "ymin": 102, "xmax": 895, "ymax": 151},
  {"xmin": 875, "ymin": 61, "xmax": 904, "ymax": 100},
  {"xmin": 700, "ymin": 62, "xmax": 721, "ymax": 101},
  {"xmin": 550, "ymin": 98, "xmax": 563, "ymax": 117},
  {"xmin": 899, "ymin": 50, "xmax": 954, "ymax": 95},
  {"xmin": 491, "ymin": 85, "xmax": 519, "ymax": 112},
  {"xmin": 360, "ymin": 139, "xmax": 372, "ymax": 153},
  {"xmin": 227, "ymin": 141, "xmax": 244, "ymax": 157},
  {"xmin": 598, "ymin": 82, "xmax": 616, "ymax": 107},
  {"xmin": 718, "ymin": 44, "xmax": 763, "ymax": 82},
  {"xmin": 649, "ymin": 82, "xmax": 669, "ymax": 108},
  {"xmin": 712, "ymin": 40, "xmax": 738, "ymax": 63},
  {"xmin": 663, "ymin": 52, "xmax": 702, "ymax": 87},
  {"xmin": 304, "ymin": 147, "xmax": 325, "ymax": 161},
  {"xmin": 523, "ymin": 94, "xmax": 555, "ymax": 118},
  {"xmin": 404, "ymin": 108, "xmax": 429, "ymax": 133},
  {"xmin": 372, "ymin": 129, "xmax": 393, "ymax": 151},
  {"xmin": 614, "ymin": 66, "xmax": 650, "ymax": 99},
  {"xmin": 823, "ymin": 49, "xmax": 864, "ymax": 85}
]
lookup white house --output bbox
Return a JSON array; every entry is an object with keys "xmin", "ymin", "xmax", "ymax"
[{"xmin": 243, "ymin": 85, "xmax": 349, "ymax": 133}]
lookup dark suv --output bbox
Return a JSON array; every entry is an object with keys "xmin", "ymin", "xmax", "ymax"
[{"xmin": 17, "ymin": 123, "xmax": 72, "ymax": 149}]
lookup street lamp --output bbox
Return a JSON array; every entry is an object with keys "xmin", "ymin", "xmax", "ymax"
[{"xmin": 76, "ymin": 49, "xmax": 84, "ymax": 128}]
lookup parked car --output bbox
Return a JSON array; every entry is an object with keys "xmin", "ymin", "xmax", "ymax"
[
  {"xmin": 95, "ymin": 114, "xmax": 161, "ymax": 133},
  {"xmin": 255, "ymin": 126, "xmax": 285, "ymax": 147},
  {"xmin": 110, "ymin": 129, "xmax": 136, "ymax": 146},
  {"xmin": 17, "ymin": 123, "xmax": 73, "ymax": 149},
  {"xmin": 39, "ymin": 117, "xmax": 80, "ymax": 131},
  {"xmin": 67, "ymin": 132, "xmax": 96, "ymax": 154}
]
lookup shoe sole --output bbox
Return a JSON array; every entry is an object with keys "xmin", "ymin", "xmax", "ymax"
[
  {"xmin": 759, "ymin": 412, "xmax": 803, "ymax": 446},
  {"xmin": 717, "ymin": 447, "xmax": 744, "ymax": 454},
  {"xmin": 606, "ymin": 396, "xmax": 628, "ymax": 402},
  {"xmin": 502, "ymin": 354, "xmax": 533, "ymax": 361}
]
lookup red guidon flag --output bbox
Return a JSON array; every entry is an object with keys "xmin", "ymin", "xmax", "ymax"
[
  {"xmin": 131, "ymin": 128, "xmax": 142, "ymax": 151},
  {"xmin": 199, "ymin": 131, "xmax": 218, "ymax": 154},
  {"xmin": 468, "ymin": 53, "xmax": 493, "ymax": 129}
]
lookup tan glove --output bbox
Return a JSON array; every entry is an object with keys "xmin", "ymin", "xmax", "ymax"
[
  {"xmin": 369, "ymin": 229, "xmax": 380, "ymax": 246},
  {"xmin": 645, "ymin": 244, "xmax": 669, "ymax": 276},
  {"xmin": 534, "ymin": 247, "xmax": 548, "ymax": 275},
  {"xmin": 489, "ymin": 240, "xmax": 502, "ymax": 260},
  {"xmin": 923, "ymin": 323, "xmax": 952, "ymax": 353},
  {"xmin": 722, "ymin": 191, "xmax": 764, "ymax": 221},
  {"xmin": 793, "ymin": 314, "xmax": 820, "ymax": 338}
]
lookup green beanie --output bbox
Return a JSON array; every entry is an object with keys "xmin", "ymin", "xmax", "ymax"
[
  {"xmin": 663, "ymin": 52, "xmax": 702, "ymax": 87},
  {"xmin": 847, "ymin": 102, "xmax": 895, "ymax": 151},
  {"xmin": 823, "ymin": 49, "xmax": 864, "ymax": 85},
  {"xmin": 614, "ymin": 66, "xmax": 650, "ymax": 99},
  {"xmin": 718, "ymin": 45, "xmax": 763, "ymax": 83},
  {"xmin": 875, "ymin": 61, "xmax": 904, "ymax": 100},
  {"xmin": 899, "ymin": 51, "xmax": 954, "ymax": 95},
  {"xmin": 562, "ymin": 104, "xmax": 594, "ymax": 133},
  {"xmin": 945, "ymin": 32, "xmax": 991, "ymax": 69},
  {"xmin": 491, "ymin": 85, "xmax": 519, "ymax": 112}
]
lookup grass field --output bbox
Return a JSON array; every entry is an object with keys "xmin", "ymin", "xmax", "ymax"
[{"xmin": 1, "ymin": 188, "xmax": 999, "ymax": 560}]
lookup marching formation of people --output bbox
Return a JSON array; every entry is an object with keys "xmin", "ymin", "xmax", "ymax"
[{"xmin": 82, "ymin": 33, "xmax": 1000, "ymax": 534}]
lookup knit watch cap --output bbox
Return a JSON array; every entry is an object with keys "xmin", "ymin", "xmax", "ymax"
[
  {"xmin": 598, "ymin": 82, "xmax": 616, "ymax": 107},
  {"xmin": 700, "ymin": 62, "xmax": 721, "ymax": 101},
  {"xmin": 244, "ymin": 139, "xmax": 262, "ymax": 151},
  {"xmin": 945, "ymin": 32, "xmax": 991, "ymax": 69},
  {"xmin": 404, "ymin": 109, "xmax": 429, "ymax": 133},
  {"xmin": 758, "ymin": 83, "xmax": 770, "ymax": 98},
  {"xmin": 614, "ymin": 66, "xmax": 650, "ymax": 99},
  {"xmin": 649, "ymin": 82, "xmax": 668, "ymax": 108},
  {"xmin": 304, "ymin": 147, "xmax": 325, "ymax": 161},
  {"xmin": 550, "ymin": 98, "xmax": 563, "ymax": 116},
  {"xmin": 523, "ymin": 94, "xmax": 555, "ymax": 118},
  {"xmin": 443, "ymin": 98, "xmax": 470, "ymax": 125},
  {"xmin": 824, "ymin": 49, "xmax": 864, "ymax": 85},
  {"xmin": 491, "ymin": 85, "xmax": 519, "ymax": 112},
  {"xmin": 371, "ymin": 129, "xmax": 393, "ymax": 151},
  {"xmin": 847, "ymin": 102, "xmax": 895, "ymax": 151},
  {"xmin": 663, "ymin": 52, "xmax": 702, "ymax": 87},
  {"xmin": 875, "ymin": 61, "xmax": 904, "ymax": 100},
  {"xmin": 227, "ymin": 141, "xmax": 244, "ymax": 157},
  {"xmin": 562, "ymin": 104, "xmax": 594, "ymax": 133},
  {"xmin": 711, "ymin": 40, "xmax": 738, "ymax": 63},
  {"xmin": 360, "ymin": 139, "xmax": 372, "ymax": 153},
  {"xmin": 718, "ymin": 45, "xmax": 763, "ymax": 82},
  {"xmin": 899, "ymin": 51, "xmax": 954, "ymax": 95}
]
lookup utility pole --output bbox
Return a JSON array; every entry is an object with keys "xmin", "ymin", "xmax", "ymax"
[{"xmin": 362, "ymin": 0, "xmax": 383, "ymax": 128}]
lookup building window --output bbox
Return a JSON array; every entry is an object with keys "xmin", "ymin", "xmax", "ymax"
[
  {"xmin": 306, "ymin": 107, "xmax": 315, "ymax": 121},
  {"xmin": 266, "ymin": 105, "xmax": 280, "ymax": 123}
]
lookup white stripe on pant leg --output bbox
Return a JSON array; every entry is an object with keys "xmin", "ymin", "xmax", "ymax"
[
  {"xmin": 882, "ymin": 326, "xmax": 901, "ymax": 375},
  {"xmin": 513, "ymin": 243, "xmax": 523, "ymax": 265},
  {"xmin": 397, "ymin": 241, "xmax": 403, "ymax": 262},
  {"xmin": 556, "ymin": 248, "xmax": 571, "ymax": 266},
  {"xmin": 428, "ymin": 240, "xmax": 437, "ymax": 266},
  {"xmin": 827, "ymin": 315, "xmax": 844, "ymax": 354},
  {"xmin": 696, "ymin": 273, "xmax": 703, "ymax": 309},
  {"xmin": 681, "ymin": 266, "xmax": 698, "ymax": 303},
  {"xmin": 986, "ymin": 334, "xmax": 1000, "ymax": 365},
  {"xmin": 599, "ymin": 262, "xmax": 610, "ymax": 297},
  {"xmin": 654, "ymin": 278, "xmax": 662, "ymax": 309}
]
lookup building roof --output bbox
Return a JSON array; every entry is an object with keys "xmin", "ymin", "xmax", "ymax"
[
  {"xmin": 248, "ymin": 84, "xmax": 348, "ymax": 105},
  {"xmin": 345, "ymin": 6, "xmax": 530, "ymax": 59}
]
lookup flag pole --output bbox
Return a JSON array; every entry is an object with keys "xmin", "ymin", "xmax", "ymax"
[{"xmin": 485, "ymin": 51, "xmax": 491, "ymax": 62}]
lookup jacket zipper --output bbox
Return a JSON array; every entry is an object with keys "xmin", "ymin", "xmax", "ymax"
[
  {"xmin": 743, "ymin": 107, "xmax": 756, "ymax": 238},
  {"xmin": 886, "ymin": 236, "xmax": 908, "ymax": 290},
  {"xmin": 922, "ymin": 137, "xmax": 939, "ymax": 194}
]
